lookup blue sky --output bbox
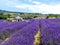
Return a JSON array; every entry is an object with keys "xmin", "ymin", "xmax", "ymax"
[{"xmin": 0, "ymin": 0, "xmax": 60, "ymax": 14}]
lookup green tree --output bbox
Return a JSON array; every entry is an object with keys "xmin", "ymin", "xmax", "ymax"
[
  {"xmin": 7, "ymin": 14, "xmax": 11, "ymax": 18},
  {"xmin": 34, "ymin": 16, "xmax": 38, "ymax": 18},
  {"xmin": 0, "ymin": 13, "xmax": 3, "ymax": 15}
]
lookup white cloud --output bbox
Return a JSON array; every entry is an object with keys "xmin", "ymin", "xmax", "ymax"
[
  {"xmin": 32, "ymin": 1, "xmax": 41, "ymax": 5},
  {"xmin": 0, "ymin": 0, "xmax": 19, "ymax": 7},
  {"xmin": 28, "ymin": 0, "xmax": 32, "ymax": 2},
  {"xmin": 1, "ymin": 0, "xmax": 60, "ymax": 14},
  {"xmin": 24, "ymin": 0, "xmax": 32, "ymax": 2},
  {"xmin": 15, "ymin": 2, "xmax": 60, "ymax": 14},
  {"xmin": 39, "ymin": 4, "xmax": 60, "ymax": 14}
]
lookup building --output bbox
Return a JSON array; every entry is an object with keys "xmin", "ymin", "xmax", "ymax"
[{"xmin": 9, "ymin": 16, "xmax": 24, "ymax": 22}]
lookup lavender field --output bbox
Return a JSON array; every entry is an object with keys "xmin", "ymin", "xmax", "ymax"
[{"xmin": 0, "ymin": 18, "xmax": 60, "ymax": 45}]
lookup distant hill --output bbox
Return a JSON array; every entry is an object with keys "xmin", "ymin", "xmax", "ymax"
[
  {"xmin": 0, "ymin": 9, "xmax": 60, "ymax": 19},
  {"xmin": 0, "ymin": 10, "xmax": 24, "ymax": 14},
  {"xmin": 0, "ymin": 9, "xmax": 43, "ymax": 14}
]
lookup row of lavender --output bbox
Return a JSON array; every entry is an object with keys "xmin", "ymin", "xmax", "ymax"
[
  {"xmin": 1, "ymin": 18, "xmax": 60, "ymax": 45},
  {"xmin": 0, "ymin": 19, "xmax": 39, "ymax": 45},
  {"xmin": 0, "ymin": 21, "xmax": 29, "ymax": 44},
  {"xmin": 40, "ymin": 19, "xmax": 60, "ymax": 45}
]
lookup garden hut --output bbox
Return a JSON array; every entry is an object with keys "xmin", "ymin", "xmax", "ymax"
[
  {"xmin": 15, "ymin": 16, "xmax": 24, "ymax": 22},
  {"xmin": 8, "ymin": 16, "xmax": 24, "ymax": 22}
]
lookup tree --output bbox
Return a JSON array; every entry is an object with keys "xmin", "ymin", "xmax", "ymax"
[
  {"xmin": 0, "ymin": 13, "xmax": 3, "ymax": 15},
  {"xmin": 34, "ymin": 16, "xmax": 38, "ymax": 18},
  {"xmin": 46, "ymin": 16, "xmax": 49, "ymax": 19},
  {"xmin": 7, "ymin": 14, "xmax": 11, "ymax": 18}
]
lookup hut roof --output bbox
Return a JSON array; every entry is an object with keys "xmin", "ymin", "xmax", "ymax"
[{"xmin": 15, "ymin": 16, "xmax": 22, "ymax": 19}]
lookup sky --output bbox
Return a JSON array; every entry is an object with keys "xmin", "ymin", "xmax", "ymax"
[{"xmin": 0, "ymin": 0, "xmax": 60, "ymax": 14}]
